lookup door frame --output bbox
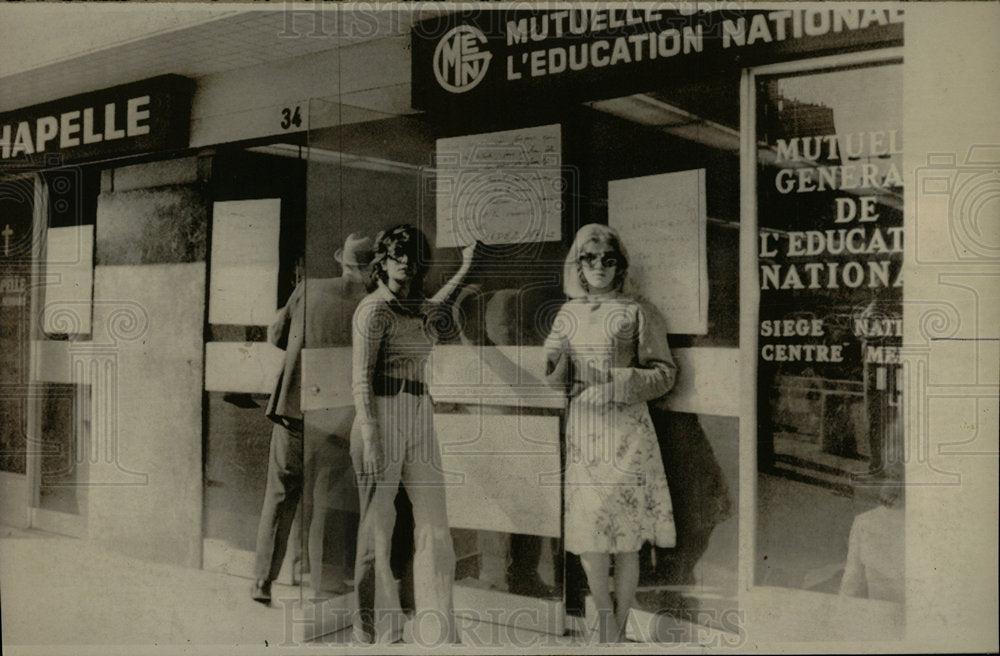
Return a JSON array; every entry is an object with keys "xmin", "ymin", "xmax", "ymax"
[
  {"xmin": 25, "ymin": 172, "xmax": 89, "ymax": 538},
  {"xmin": 738, "ymin": 47, "xmax": 906, "ymax": 632}
]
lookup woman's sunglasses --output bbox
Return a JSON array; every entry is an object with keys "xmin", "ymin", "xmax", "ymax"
[
  {"xmin": 578, "ymin": 252, "xmax": 619, "ymax": 269},
  {"xmin": 384, "ymin": 243, "xmax": 419, "ymax": 268}
]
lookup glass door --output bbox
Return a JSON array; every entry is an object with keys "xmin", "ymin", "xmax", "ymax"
[
  {"xmin": 0, "ymin": 173, "xmax": 36, "ymax": 528},
  {"xmin": 23, "ymin": 167, "xmax": 99, "ymax": 538},
  {"xmin": 200, "ymin": 143, "xmax": 308, "ymax": 593},
  {"xmin": 579, "ymin": 74, "xmax": 743, "ymax": 642},
  {"xmin": 747, "ymin": 54, "xmax": 906, "ymax": 640}
]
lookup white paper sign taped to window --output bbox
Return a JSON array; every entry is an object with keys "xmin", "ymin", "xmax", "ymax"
[
  {"xmin": 209, "ymin": 199, "xmax": 281, "ymax": 326},
  {"xmin": 435, "ymin": 124, "xmax": 562, "ymax": 247},
  {"xmin": 43, "ymin": 225, "xmax": 94, "ymax": 335},
  {"xmin": 609, "ymin": 169, "xmax": 708, "ymax": 335}
]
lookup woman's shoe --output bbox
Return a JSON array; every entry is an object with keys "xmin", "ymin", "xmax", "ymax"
[{"xmin": 251, "ymin": 579, "xmax": 272, "ymax": 604}]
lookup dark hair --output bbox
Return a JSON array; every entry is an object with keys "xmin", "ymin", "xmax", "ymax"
[
  {"xmin": 575, "ymin": 230, "xmax": 629, "ymax": 293},
  {"xmin": 368, "ymin": 224, "xmax": 432, "ymax": 299}
]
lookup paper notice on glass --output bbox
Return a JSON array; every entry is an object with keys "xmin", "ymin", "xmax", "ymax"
[
  {"xmin": 43, "ymin": 225, "xmax": 94, "ymax": 335},
  {"xmin": 208, "ymin": 199, "xmax": 281, "ymax": 326},
  {"xmin": 435, "ymin": 124, "xmax": 562, "ymax": 247},
  {"xmin": 609, "ymin": 169, "xmax": 709, "ymax": 335},
  {"xmin": 435, "ymin": 413, "xmax": 561, "ymax": 537}
]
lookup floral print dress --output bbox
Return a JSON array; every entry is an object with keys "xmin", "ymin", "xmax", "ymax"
[{"xmin": 545, "ymin": 293, "xmax": 678, "ymax": 554}]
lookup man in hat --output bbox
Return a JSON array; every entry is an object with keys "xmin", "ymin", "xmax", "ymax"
[{"xmin": 252, "ymin": 233, "xmax": 374, "ymax": 604}]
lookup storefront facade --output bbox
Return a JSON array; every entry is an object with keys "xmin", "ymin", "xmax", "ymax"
[
  {"xmin": 0, "ymin": 4, "xmax": 944, "ymax": 644},
  {"xmin": 0, "ymin": 12, "xmax": 413, "ymax": 573},
  {"xmin": 391, "ymin": 5, "xmax": 905, "ymax": 638}
]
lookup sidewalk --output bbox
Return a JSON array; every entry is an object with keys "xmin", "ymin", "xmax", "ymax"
[
  {"xmin": 0, "ymin": 525, "xmax": 306, "ymax": 652},
  {"xmin": 0, "ymin": 525, "xmax": 593, "ymax": 653},
  {"xmin": 2, "ymin": 524, "xmax": 739, "ymax": 653}
]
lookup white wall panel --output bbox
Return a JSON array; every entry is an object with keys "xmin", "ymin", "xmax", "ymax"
[
  {"xmin": 667, "ymin": 347, "xmax": 741, "ymax": 417},
  {"xmin": 428, "ymin": 345, "xmax": 565, "ymax": 409},
  {"xmin": 436, "ymin": 412, "xmax": 560, "ymax": 537},
  {"xmin": 31, "ymin": 340, "xmax": 71, "ymax": 384},
  {"xmin": 86, "ymin": 263, "xmax": 205, "ymax": 568},
  {"xmin": 204, "ymin": 341, "xmax": 283, "ymax": 395},
  {"xmin": 429, "ymin": 344, "xmax": 740, "ymax": 416}
]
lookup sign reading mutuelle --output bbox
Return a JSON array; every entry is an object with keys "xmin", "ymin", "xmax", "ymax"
[
  {"xmin": 413, "ymin": 7, "xmax": 903, "ymax": 113},
  {"xmin": 0, "ymin": 75, "xmax": 194, "ymax": 165}
]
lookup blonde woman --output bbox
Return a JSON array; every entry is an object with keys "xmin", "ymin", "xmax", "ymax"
[{"xmin": 545, "ymin": 223, "xmax": 678, "ymax": 642}]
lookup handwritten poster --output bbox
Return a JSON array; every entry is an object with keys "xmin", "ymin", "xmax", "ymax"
[
  {"xmin": 435, "ymin": 124, "xmax": 562, "ymax": 247},
  {"xmin": 609, "ymin": 169, "xmax": 708, "ymax": 335},
  {"xmin": 208, "ymin": 199, "xmax": 281, "ymax": 326}
]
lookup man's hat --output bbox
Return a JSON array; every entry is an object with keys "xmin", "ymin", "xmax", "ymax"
[{"xmin": 335, "ymin": 233, "xmax": 374, "ymax": 267}]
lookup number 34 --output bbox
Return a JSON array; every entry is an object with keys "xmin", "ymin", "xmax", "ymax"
[{"xmin": 280, "ymin": 106, "xmax": 302, "ymax": 130}]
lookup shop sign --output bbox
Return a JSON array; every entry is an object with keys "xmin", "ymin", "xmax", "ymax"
[
  {"xmin": 0, "ymin": 75, "xmax": 194, "ymax": 166},
  {"xmin": 412, "ymin": 7, "xmax": 903, "ymax": 113}
]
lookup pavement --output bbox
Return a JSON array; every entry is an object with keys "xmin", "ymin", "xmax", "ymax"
[
  {"xmin": 0, "ymin": 525, "xmax": 593, "ymax": 654},
  {"xmin": 1, "ymin": 523, "xmax": 745, "ymax": 654},
  {"xmin": 0, "ymin": 524, "xmax": 308, "ymax": 653}
]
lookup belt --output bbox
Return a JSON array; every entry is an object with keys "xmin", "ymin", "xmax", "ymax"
[{"xmin": 373, "ymin": 374, "xmax": 426, "ymax": 397}]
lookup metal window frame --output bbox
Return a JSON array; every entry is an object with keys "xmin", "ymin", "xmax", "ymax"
[{"xmin": 738, "ymin": 48, "xmax": 906, "ymax": 601}]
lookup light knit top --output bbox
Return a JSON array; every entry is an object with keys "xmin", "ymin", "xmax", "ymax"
[
  {"xmin": 351, "ymin": 281, "xmax": 437, "ymax": 428},
  {"xmin": 544, "ymin": 292, "xmax": 677, "ymax": 404}
]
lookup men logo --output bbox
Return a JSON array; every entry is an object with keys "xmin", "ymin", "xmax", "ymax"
[{"xmin": 433, "ymin": 25, "xmax": 492, "ymax": 94}]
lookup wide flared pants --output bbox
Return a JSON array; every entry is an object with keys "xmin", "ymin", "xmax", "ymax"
[{"xmin": 351, "ymin": 391, "xmax": 456, "ymax": 644}]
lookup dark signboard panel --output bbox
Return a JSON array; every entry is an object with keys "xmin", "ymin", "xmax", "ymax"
[
  {"xmin": 1, "ymin": 75, "xmax": 194, "ymax": 166},
  {"xmin": 412, "ymin": 8, "xmax": 903, "ymax": 116}
]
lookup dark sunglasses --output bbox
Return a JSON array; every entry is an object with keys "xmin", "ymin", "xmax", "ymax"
[
  {"xmin": 384, "ymin": 243, "xmax": 424, "ymax": 271},
  {"xmin": 386, "ymin": 252, "xmax": 415, "ymax": 266},
  {"xmin": 578, "ymin": 252, "xmax": 619, "ymax": 269}
]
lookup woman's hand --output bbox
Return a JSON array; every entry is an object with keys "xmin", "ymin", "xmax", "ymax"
[
  {"xmin": 580, "ymin": 361, "xmax": 612, "ymax": 386},
  {"xmin": 577, "ymin": 382, "xmax": 616, "ymax": 406},
  {"xmin": 428, "ymin": 241, "xmax": 481, "ymax": 306},
  {"xmin": 359, "ymin": 423, "xmax": 384, "ymax": 479},
  {"xmin": 545, "ymin": 349, "xmax": 570, "ymax": 389},
  {"xmin": 461, "ymin": 240, "xmax": 480, "ymax": 269}
]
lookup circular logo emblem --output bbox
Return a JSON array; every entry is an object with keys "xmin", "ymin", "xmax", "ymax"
[{"xmin": 433, "ymin": 25, "xmax": 492, "ymax": 94}]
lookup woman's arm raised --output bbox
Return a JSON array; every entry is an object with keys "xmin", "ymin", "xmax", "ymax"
[{"xmin": 427, "ymin": 241, "xmax": 478, "ymax": 306}]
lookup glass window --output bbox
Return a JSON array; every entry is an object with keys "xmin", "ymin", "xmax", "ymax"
[
  {"xmin": 0, "ymin": 174, "xmax": 35, "ymax": 475},
  {"xmin": 754, "ymin": 62, "xmax": 905, "ymax": 607},
  {"xmin": 201, "ymin": 143, "xmax": 311, "ymax": 584}
]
